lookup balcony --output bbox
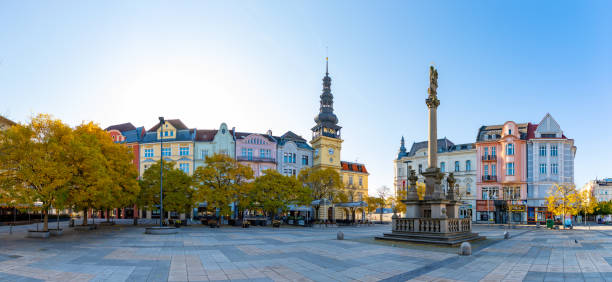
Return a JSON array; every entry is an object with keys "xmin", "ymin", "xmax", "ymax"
[
  {"xmin": 236, "ymin": 156, "xmax": 276, "ymax": 163},
  {"xmin": 482, "ymin": 175, "xmax": 497, "ymax": 182},
  {"xmin": 481, "ymin": 155, "xmax": 497, "ymax": 161}
]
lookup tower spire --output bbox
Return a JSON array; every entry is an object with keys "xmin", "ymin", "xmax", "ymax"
[{"xmin": 326, "ymin": 56, "xmax": 329, "ymax": 76}]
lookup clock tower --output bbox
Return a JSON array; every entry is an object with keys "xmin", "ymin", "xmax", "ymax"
[{"xmin": 311, "ymin": 58, "xmax": 343, "ymax": 171}]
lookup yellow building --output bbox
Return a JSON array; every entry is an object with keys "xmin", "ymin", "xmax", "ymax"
[
  {"xmin": 310, "ymin": 60, "xmax": 369, "ymax": 222},
  {"xmin": 139, "ymin": 119, "xmax": 195, "ymax": 177}
]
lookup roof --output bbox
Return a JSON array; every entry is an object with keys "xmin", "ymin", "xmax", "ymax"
[
  {"xmin": 476, "ymin": 123, "xmax": 529, "ymax": 142},
  {"xmin": 407, "ymin": 138, "xmax": 456, "ymax": 157},
  {"xmin": 148, "ymin": 119, "xmax": 188, "ymax": 132},
  {"xmin": 105, "ymin": 122, "xmax": 136, "ymax": 132},
  {"xmin": 141, "ymin": 128, "xmax": 196, "ymax": 143},
  {"xmin": 0, "ymin": 115, "xmax": 16, "ymax": 126},
  {"xmin": 122, "ymin": 127, "xmax": 145, "ymax": 143},
  {"xmin": 195, "ymin": 129, "xmax": 218, "ymax": 142},
  {"xmin": 274, "ymin": 131, "xmax": 312, "ymax": 150},
  {"xmin": 235, "ymin": 132, "xmax": 276, "ymax": 143},
  {"xmin": 341, "ymin": 161, "xmax": 368, "ymax": 174}
]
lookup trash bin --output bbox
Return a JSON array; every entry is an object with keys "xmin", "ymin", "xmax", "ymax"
[{"xmin": 546, "ymin": 219, "xmax": 554, "ymax": 229}]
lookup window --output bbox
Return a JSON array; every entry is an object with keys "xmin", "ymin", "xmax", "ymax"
[
  {"xmin": 492, "ymin": 164, "xmax": 496, "ymax": 176},
  {"xmin": 506, "ymin": 144, "xmax": 514, "ymax": 155},
  {"xmin": 455, "ymin": 161, "xmax": 460, "ymax": 172},
  {"xmin": 144, "ymin": 148, "xmax": 154, "ymax": 158},
  {"xmin": 359, "ymin": 177, "xmax": 363, "ymax": 186},
  {"xmin": 302, "ymin": 155, "xmax": 309, "ymax": 165},
  {"xmin": 506, "ymin": 162, "xmax": 515, "ymax": 175},
  {"xmin": 179, "ymin": 163, "xmax": 189, "ymax": 174},
  {"xmin": 260, "ymin": 149, "xmax": 266, "ymax": 158},
  {"xmin": 551, "ymin": 163, "xmax": 558, "ymax": 174},
  {"xmin": 482, "ymin": 187, "xmax": 498, "ymax": 200},
  {"xmin": 201, "ymin": 150, "xmax": 208, "ymax": 159},
  {"xmin": 503, "ymin": 186, "xmax": 520, "ymax": 200},
  {"xmin": 466, "ymin": 183, "xmax": 471, "ymax": 195},
  {"xmin": 170, "ymin": 131, "xmax": 173, "ymax": 136},
  {"xmin": 492, "ymin": 146, "xmax": 496, "ymax": 156},
  {"xmin": 551, "ymin": 145, "xmax": 558, "ymax": 156},
  {"xmin": 484, "ymin": 165, "xmax": 489, "ymax": 176},
  {"xmin": 484, "ymin": 147, "xmax": 488, "ymax": 157},
  {"xmin": 508, "ymin": 129, "xmax": 512, "ymax": 135},
  {"xmin": 349, "ymin": 176, "xmax": 354, "ymax": 185},
  {"xmin": 241, "ymin": 148, "xmax": 247, "ymax": 157},
  {"xmin": 466, "ymin": 160, "xmax": 471, "ymax": 171},
  {"xmin": 161, "ymin": 147, "xmax": 171, "ymax": 157},
  {"xmin": 540, "ymin": 163, "xmax": 547, "ymax": 175},
  {"xmin": 440, "ymin": 162, "xmax": 445, "ymax": 172},
  {"xmin": 180, "ymin": 146, "xmax": 189, "ymax": 156},
  {"xmin": 247, "ymin": 149, "xmax": 253, "ymax": 160},
  {"xmin": 539, "ymin": 145, "xmax": 546, "ymax": 156},
  {"xmin": 164, "ymin": 131, "xmax": 168, "ymax": 137}
]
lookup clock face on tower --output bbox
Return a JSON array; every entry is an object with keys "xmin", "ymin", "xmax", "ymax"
[{"xmin": 329, "ymin": 148, "xmax": 334, "ymax": 155}]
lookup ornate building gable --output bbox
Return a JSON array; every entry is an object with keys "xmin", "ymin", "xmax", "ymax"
[{"xmin": 534, "ymin": 113, "xmax": 563, "ymax": 138}]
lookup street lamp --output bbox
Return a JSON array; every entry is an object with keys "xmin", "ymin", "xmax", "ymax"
[{"xmin": 159, "ymin": 116, "xmax": 165, "ymax": 228}]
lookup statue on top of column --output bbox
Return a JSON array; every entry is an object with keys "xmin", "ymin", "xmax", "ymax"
[{"xmin": 426, "ymin": 66, "xmax": 440, "ymax": 108}]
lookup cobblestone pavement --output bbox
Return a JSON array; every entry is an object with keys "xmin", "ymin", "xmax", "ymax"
[{"xmin": 0, "ymin": 222, "xmax": 611, "ymax": 281}]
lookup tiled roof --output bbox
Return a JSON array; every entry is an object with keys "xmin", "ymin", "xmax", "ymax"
[
  {"xmin": 274, "ymin": 131, "xmax": 312, "ymax": 150},
  {"xmin": 476, "ymin": 123, "xmax": 529, "ymax": 141},
  {"xmin": 122, "ymin": 127, "xmax": 145, "ymax": 143},
  {"xmin": 195, "ymin": 129, "xmax": 218, "ymax": 142},
  {"xmin": 148, "ymin": 119, "xmax": 188, "ymax": 132},
  {"xmin": 105, "ymin": 122, "xmax": 136, "ymax": 132},
  {"xmin": 235, "ymin": 132, "xmax": 276, "ymax": 143},
  {"xmin": 341, "ymin": 161, "xmax": 368, "ymax": 174},
  {"xmin": 407, "ymin": 138, "xmax": 455, "ymax": 157},
  {"xmin": 141, "ymin": 129, "xmax": 195, "ymax": 143},
  {"xmin": 0, "ymin": 115, "xmax": 16, "ymax": 126}
]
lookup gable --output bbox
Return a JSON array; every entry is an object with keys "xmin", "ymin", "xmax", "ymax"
[{"xmin": 535, "ymin": 113, "xmax": 562, "ymax": 137}]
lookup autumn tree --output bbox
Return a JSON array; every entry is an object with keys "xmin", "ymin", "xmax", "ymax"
[
  {"xmin": 377, "ymin": 186, "xmax": 392, "ymax": 223},
  {"xmin": 250, "ymin": 169, "xmax": 311, "ymax": 219},
  {"xmin": 546, "ymin": 184, "xmax": 579, "ymax": 226},
  {"xmin": 576, "ymin": 189, "xmax": 597, "ymax": 225},
  {"xmin": 0, "ymin": 114, "xmax": 73, "ymax": 231},
  {"xmin": 298, "ymin": 167, "xmax": 343, "ymax": 220},
  {"xmin": 390, "ymin": 188, "xmax": 407, "ymax": 215},
  {"xmin": 192, "ymin": 154, "xmax": 252, "ymax": 222},
  {"xmin": 140, "ymin": 160, "xmax": 194, "ymax": 221}
]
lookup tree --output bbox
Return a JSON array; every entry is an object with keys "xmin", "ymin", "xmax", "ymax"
[
  {"xmin": 377, "ymin": 186, "xmax": 391, "ymax": 223},
  {"xmin": 390, "ymin": 188, "xmax": 406, "ymax": 215},
  {"xmin": 250, "ymin": 169, "xmax": 311, "ymax": 219},
  {"xmin": 594, "ymin": 201, "xmax": 612, "ymax": 216},
  {"xmin": 365, "ymin": 196, "xmax": 378, "ymax": 219},
  {"xmin": 68, "ymin": 123, "xmax": 115, "ymax": 226},
  {"xmin": 576, "ymin": 189, "xmax": 597, "ymax": 226},
  {"xmin": 298, "ymin": 167, "xmax": 343, "ymax": 220},
  {"xmin": 416, "ymin": 182, "xmax": 426, "ymax": 201},
  {"xmin": 103, "ymin": 132, "xmax": 140, "ymax": 223},
  {"xmin": 192, "ymin": 154, "xmax": 252, "ymax": 222},
  {"xmin": 546, "ymin": 184, "xmax": 579, "ymax": 227},
  {"xmin": 230, "ymin": 161, "xmax": 255, "ymax": 220},
  {"xmin": 140, "ymin": 160, "xmax": 194, "ymax": 221},
  {"xmin": 0, "ymin": 114, "xmax": 73, "ymax": 231}
]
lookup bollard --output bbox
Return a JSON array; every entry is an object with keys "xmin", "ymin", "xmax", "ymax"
[
  {"xmin": 504, "ymin": 231, "xmax": 510, "ymax": 240},
  {"xmin": 337, "ymin": 231, "xmax": 344, "ymax": 240},
  {"xmin": 459, "ymin": 242, "xmax": 472, "ymax": 256}
]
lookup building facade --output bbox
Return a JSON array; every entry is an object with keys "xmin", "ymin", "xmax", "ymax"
[
  {"xmin": 526, "ymin": 113, "xmax": 576, "ymax": 223},
  {"xmin": 139, "ymin": 119, "xmax": 196, "ymax": 177},
  {"xmin": 394, "ymin": 137, "xmax": 477, "ymax": 221},
  {"xmin": 194, "ymin": 122, "xmax": 235, "ymax": 169},
  {"xmin": 582, "ymin": 179, "xmax": 612, "ymax": 203},
  {"xmin": 476, "ymin": 121, "xmax": 528, "ymax": 224},
  {"xmin": 274, "ymin": 131, "xmax": 313, "ymax": 177},
  {"xmin": 341, "ymin": 161, "xmax": 369, "ymax": 202},
  {"xmin": 235, "ymin": 131, "xmax": 277, "ymax": 178}
]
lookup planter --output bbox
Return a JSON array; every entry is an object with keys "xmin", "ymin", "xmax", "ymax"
[
  {"xmin": 73, "ymin": 225, "xmax": 96, "ymax": 231},
  {"xmin": 145, "ymin": 226, "xmax": 178, "ymax": 235},
  {"xmin": 27, "ymin": 230, "xmax": 50, "ymax": 238},
  {"xmin": 48, "ymin": 228, "xmax": 63, "ymax": 236}
]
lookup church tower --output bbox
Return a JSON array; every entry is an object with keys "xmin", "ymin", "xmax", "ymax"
[{"xmin": 311, "ymin": 58, "xmax": 343, "ymax": 171}]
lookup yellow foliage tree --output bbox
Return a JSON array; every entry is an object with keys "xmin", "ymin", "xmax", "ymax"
[
  {"xmin": 416, "ymin": 182, "xmax": 426, "ymax": 201},
  {"xmin": 576, "ymin": 189, "xmax": 597, "ymax": 223},
  {"xmin": 0, "ymin": 114, "xmax": 73, "ymax": 231},
  {"xmin": 546, "ymin": 183, "xmax": 579, "ymax": 225}
]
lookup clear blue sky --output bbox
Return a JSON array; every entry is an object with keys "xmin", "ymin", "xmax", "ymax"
[{"xmin": 1, "ymin": 1, "xmax": 610, "ymax": 194}]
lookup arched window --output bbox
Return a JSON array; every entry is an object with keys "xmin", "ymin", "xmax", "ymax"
[
  {"xmin": 466, "ymin": 160, "xmax": 472, "ymax": 171},
  {"xmin": 454, "ymin": 161, "xmax": 460, "ymax": 172}
]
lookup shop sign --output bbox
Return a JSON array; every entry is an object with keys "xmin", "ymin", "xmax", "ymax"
[{"xmin": 476, "ymin": 200, "xmax": 495, "ymax": 211}]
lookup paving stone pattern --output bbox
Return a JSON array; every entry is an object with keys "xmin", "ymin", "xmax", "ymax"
[{"xmin": 0, "ymin": 222, "xmax": 612, "ymax": 281}]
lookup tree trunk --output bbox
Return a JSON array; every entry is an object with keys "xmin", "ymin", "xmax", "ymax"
[
  {"xmin": 106, "ymin": 209, "xmax": 111, "ymax": 222},
  {"xmin": 82, "ymin": 209, "xmax": 88, "ymax": 226},
  {"xmin": 43, "ymin": 209, "xmax": 49, "ymax": 231}
]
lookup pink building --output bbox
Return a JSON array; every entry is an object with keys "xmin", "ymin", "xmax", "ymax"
[
  {"xmin": 475, "ymin": 121, "xmax": 528, "ymax": 224},
  {"xmin": 235, "ymin": 131, "xmax": 277, "ymax": 178}
]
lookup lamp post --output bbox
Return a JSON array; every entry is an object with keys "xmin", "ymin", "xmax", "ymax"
[{"xmin": 159, "ymin": 117, "xmax": 165, "ymax": 228}]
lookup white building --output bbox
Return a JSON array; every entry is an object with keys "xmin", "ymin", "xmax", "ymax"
[
  {"xmin": 274, "ymin": 131, "xmax": 313, "ymax": 177},
  {"xmin": 526, "ymin": 113, "xmax": 576, "ymax": 222},
  {"xmin": 394, "ymin": 137, "xmax": 477, "ymax": 221},
  {"xmin": 581, "ymin": 179, "xmax": 612, "ymax": 203}
]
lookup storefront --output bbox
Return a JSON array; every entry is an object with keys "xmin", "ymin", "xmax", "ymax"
[
  {"xmin": 527, "ymin": 207, "xmax": 551, "ymax": 224},
  {"xmin": 476, "ymin": 200, "xmax": 495, "ymax": 223}
]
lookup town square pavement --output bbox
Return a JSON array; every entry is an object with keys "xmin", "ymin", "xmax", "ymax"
[{"xmin": 1, "ymin": 220, "xmax": 612, "ymax": 281}]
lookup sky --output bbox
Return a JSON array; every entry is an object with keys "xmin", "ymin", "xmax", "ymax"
[{"xmin": 1, "ymin": 1, "xmax": 610, "ymax": 195}]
